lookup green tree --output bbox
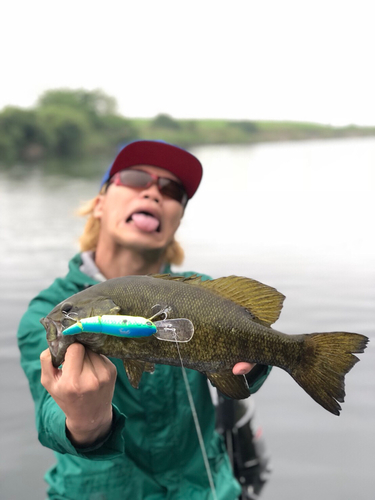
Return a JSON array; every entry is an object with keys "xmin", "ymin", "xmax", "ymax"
[
  {"xmin": 151, "ymin": 114, "xmax": 181, "ymax": 130},
  {"xmin": 0, "ymin": 107, "xmax": 48, "ymax": 163},
  {"xmin": 37, "ymin": 88, "xmax": 117, "ymax": 128},
  {"xmin": 36, "ymin": 89, "xmax": 137, "ymax": 154},
  {"xmin": 94, "ymin": 113, "xmax": 138, "ymax": 151},
  {"xmin": 36, "ymin": 106, "xmax": 91, "ymax": 157}
]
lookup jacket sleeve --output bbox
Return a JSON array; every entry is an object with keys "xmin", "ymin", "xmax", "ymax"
[
  {"xmin": 17, "ymin": 286, "xmax": 126, "ymax": 460},
  {"xmin": 245, "ymin": 364, "xmax": 272, "ymax": 394}
]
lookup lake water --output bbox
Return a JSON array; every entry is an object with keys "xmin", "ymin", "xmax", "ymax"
[{"xmin": 1, "ymin": 138, "xmax": 374, "ymax": 500}]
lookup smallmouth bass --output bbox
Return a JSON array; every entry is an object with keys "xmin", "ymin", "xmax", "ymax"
[{"xmin": 40, "ymin": 274, "xmax": 368, "ymax": 415}]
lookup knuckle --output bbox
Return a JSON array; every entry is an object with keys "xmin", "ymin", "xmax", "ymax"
[
  {"xmin": 66, "ymin": 376, "xmax": 102, "ymax": 396},
  {"xmin": 97, "ymin": 360, "xmax": 117, "ymax": 385},
  {"xmin": 100, "ymin": 371, "xmax": 113, "ymax": 386},
  {"xmin": 65, "ymin": 379, "xmax": 84, "ymax": 396},
  {"xmin": 40, "ymin": 349, "xmax": 50, "ymax": 361},
  {"xmin": 107, "ymin": 362, "xmax": 117, "ymax": 376},
  {"xmin": 64, "ymin": 383, "xmax": 78, "ymax": 397},
  {"xmin": 40, "ymin": 373, "xmax": 48, "ymax": 389},
  {"xmin": 89, "ymin": 378, "xmax": 101, "ymax": 392}
]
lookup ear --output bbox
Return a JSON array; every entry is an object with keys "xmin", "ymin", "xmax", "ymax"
[{"xmin": 93, "ymin": 194, "xmax": 106, "ymax": 220}]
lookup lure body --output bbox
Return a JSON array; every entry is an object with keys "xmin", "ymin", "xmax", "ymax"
[
  {"xmin": 62, "ymin": 314, "xmax": 195, "ymax": 343},
  {"xmin": 63, "ymin": 315, "xmax": 157, "ymax": 338}
]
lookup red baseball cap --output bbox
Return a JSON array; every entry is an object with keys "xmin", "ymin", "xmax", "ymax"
[{"xmin": 101, "ymin": 140, "xmax": 203, "ymax": 200}]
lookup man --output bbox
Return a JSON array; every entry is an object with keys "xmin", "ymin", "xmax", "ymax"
[{"xmin": 18, "ymin": 140, "xmax": 271, "ymax": 500}]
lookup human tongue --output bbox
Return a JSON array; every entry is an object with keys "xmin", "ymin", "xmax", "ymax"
[{"xmin": 131, "ymin": 213, "xmax": 160, "ymax": 232}]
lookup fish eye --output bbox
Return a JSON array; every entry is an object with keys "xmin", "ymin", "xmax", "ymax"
[{"xmin": 61, "ymin": 302, "xmax": 73, "ymax": 315}]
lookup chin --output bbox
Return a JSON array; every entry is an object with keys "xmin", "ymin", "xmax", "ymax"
[{"xmin": 116, "ymin": 232, "xmax": 169, "ymax": 252}]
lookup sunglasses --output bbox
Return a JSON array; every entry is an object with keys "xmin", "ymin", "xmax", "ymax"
[{"xmin": 108, "ymin": 169, "xmax": 188, "ymax": 207}]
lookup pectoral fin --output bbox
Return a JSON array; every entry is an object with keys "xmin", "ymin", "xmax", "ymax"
[
  {"xmin": 206, "ymin": 370, "xmax": 251, "ymax": 399},
  {"xmin": 123, "ymin": 359, "xmax": 147, "ymax": 388}
]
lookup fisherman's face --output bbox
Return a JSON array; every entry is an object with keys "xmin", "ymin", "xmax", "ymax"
[{"xmin": 94, "ymin": 165, "xmax": 185, "ymax": 252}]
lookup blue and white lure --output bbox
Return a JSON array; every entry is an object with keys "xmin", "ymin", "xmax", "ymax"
[{"xmin": 62, "ymin": 314, "xmax": 195, "ymax": 343}]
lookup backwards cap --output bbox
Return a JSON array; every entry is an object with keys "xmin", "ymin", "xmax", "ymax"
[{"xmin": 100, "ymin": 140, "xmax": 203, "ymax": 199}]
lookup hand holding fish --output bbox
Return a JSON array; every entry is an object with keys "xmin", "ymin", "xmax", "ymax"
[
  {"xmin": 232, "ymin": 362, "xmax": 255, "ymax": 375},
  {"xmin": 40, "ymin": 343, "xmax": 117, "ymax": 446}
]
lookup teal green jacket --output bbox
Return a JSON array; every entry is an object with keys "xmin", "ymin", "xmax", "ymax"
[{"xmin": 17, "ymin": 254, "xmax": 271, "ymax": 500}]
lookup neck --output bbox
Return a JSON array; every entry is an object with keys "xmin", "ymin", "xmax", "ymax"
[{"xmin": 94, "ymin": 241, "xmax": 167, "ymax": 280}]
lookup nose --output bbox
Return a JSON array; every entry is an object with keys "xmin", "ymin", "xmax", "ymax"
[{"xmin": 141, "ymin": 182, "xmax": 162, "ymax": 204}]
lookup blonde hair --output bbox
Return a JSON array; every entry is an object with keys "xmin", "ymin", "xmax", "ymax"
[{"xmin": 77, "ymin": 189, "xmax": 185, "ymax": 266}]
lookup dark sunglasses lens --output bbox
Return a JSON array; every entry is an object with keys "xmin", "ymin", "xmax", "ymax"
[
  {"xmin": 118, "ymin": 170, "xmax": 151, "ymax": 187},
  {"xmin": 116, "ymin": 169, "xmax": 187, "ymax": 206},
  {"xmin": 158, "ymin": 179, "xmax": 187, "ymax": 205}
]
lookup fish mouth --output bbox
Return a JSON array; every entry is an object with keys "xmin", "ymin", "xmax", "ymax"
[
  {"xmin": 126, "ymin": 210, "xmax": 161, "ymax": 233},
  {"xmin": 40, "ymin": 316, "xmax": 62, "ymax": 341},
  {"xmin": 40, "ymin": 316, "xmax": 66, "ymax": 367}
]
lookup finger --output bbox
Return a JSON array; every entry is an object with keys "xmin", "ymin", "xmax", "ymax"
[
  {"xmin": 62, "ymin": 343, "xmax": 86, "ymax": 378},
  {"xmin": 86, "ymin": 349, "xmax": 113, "ymax": 368},
  {"xmin": 85, "ymin": 349, "xmax": 117, "ymax": 379},
  {"xmin": 232, "ymin": 362, "xmax": 255, "ymax": 375},
  {"xmin": 81, "ymin": 347, "xmax": 101, "ymax": 378},
  {"xmin": 40, "ymin": 348, "xmax": 60, "ymax": 385}
]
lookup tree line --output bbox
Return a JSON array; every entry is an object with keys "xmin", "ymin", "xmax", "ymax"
[
  {"xmin": 0, "ymin": 89, "xmax": 269, "ymax": 166},
  {"xmin": 0, "ymin": 89, "xmax": 139, "ymax": 164},
  {"xmin": 1, "ymin": 88, "xmax": 374, "ymax": 166}
]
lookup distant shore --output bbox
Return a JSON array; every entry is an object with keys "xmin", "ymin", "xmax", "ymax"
[
  {"xmin": 131, "ymin": 116, "xmax": 375, "ymax": 148},
  {"xmin": 1, "ymin": 88, "xmax": 375, "ymax": 168}
]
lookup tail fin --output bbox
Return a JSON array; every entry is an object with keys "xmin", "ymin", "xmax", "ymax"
[{"xmin": 289, "ymin": 332, "xmax": 368, "ymax": 415}]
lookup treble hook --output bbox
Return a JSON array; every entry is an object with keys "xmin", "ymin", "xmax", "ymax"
[
  {"xmin": 62, "ymin": 311, "xmax": 79, "ymax": 322},
  {"xmin": 149, "ymin": 305, "xmax": 172, "ymax": 322}
]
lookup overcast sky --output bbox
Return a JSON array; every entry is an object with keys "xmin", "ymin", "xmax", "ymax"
[{"xmin": 1, "ymin": 0, "xmax": 374, "ymax": 126}]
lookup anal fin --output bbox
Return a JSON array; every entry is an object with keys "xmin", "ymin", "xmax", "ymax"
[
  {"xmin": 144, "ymin": 362, "xmax": 155, "ymax": 374},
  {"xmin": 206, "ymin": 370, "xmax": 251, "ymax": 399}
]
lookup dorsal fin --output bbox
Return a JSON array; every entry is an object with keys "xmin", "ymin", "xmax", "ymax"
[
  {"xmin": 152, "ymin": 273, "xmax": 285, "ymax": 326},
  {"xmin": 199, "ymin": 276, "xmax": 285, "ymax": 326},
  {"xmin": 151, "ymin": 273, "xmax": 203, "ymax": 283}
]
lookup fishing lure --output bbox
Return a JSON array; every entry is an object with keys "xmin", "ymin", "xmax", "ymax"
[{"xmin": 62, "ymin": 314, "xmax": 195, "ymax": 342}]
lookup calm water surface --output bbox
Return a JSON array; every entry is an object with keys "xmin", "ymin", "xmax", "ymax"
[{"xmin": 1, "ymin": 138, "xmax": 374, "ymax": 500}]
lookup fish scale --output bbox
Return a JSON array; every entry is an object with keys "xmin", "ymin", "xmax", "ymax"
[{"xmin": 41, "ymin": 274, "xmax": 368, "ymax": 415}]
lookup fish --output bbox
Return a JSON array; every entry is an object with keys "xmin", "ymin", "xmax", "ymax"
[{"xmin": 40, "ymin": 274, "xmax": 369, "ymax": 415}]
